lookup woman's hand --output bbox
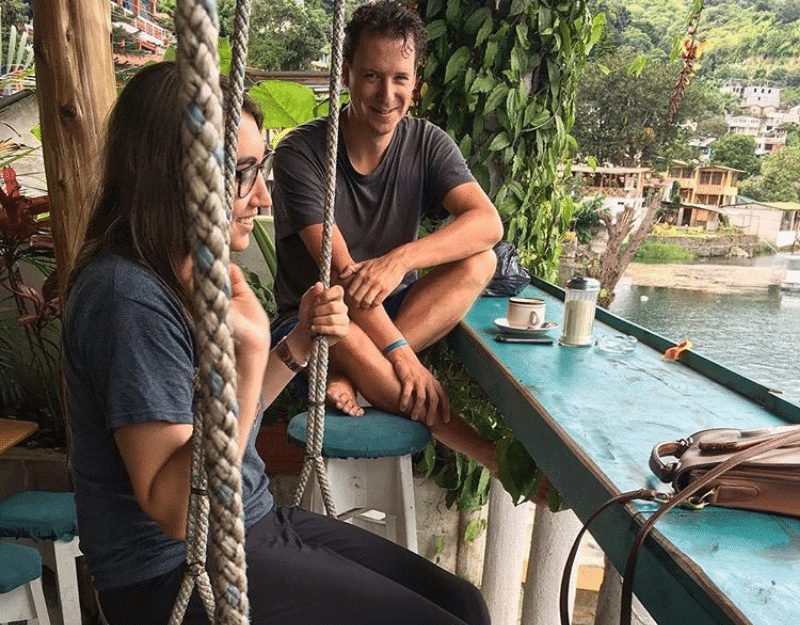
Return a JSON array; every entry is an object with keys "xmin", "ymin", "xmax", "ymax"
[
  {"xmin": 229, "ymin": 263, "xmax": 271, "ymax": 357},
  {"xmin": 287, "ymin": 283, "xmax": 349, "ymax": 363}
]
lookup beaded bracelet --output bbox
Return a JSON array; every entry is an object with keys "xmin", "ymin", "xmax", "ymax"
[{"xmin": 382, "ymin": 338, "xmax": 409, "ymax": 356}]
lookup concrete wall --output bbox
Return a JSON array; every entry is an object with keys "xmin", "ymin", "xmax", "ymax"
[
  {"xmin": 724, "ymin": 205, "xmax": 783, "ymax": 244},
  {"xmin": 649, "ymin": 234, "xmax": 762, "ymax": 257}
]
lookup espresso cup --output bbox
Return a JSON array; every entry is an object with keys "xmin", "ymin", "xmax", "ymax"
[{"xmin": 507, "ymin": 297, "xmax": 546, "ymax": 329}]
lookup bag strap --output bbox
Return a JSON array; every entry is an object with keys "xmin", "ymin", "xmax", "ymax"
[
  {"xmin": 559, "ymin": 425, "xmax": 800, "ymax": 625},
  {"xmin": 559, "ymin": 489, "xmax": 663, "ymax": 625},
  {"xmin": 620, "ymin": 426, "xmax": 800, "ymax": 625}
]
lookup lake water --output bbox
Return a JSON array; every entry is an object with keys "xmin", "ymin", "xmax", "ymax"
[{"xmin": 609, "ymin": 268, "xmax": 800, "ymax": 407}]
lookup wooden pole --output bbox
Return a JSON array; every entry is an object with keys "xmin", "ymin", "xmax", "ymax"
[{"xmin": 32, "ymin": 0, "xmax": 116, "ymax": 290}]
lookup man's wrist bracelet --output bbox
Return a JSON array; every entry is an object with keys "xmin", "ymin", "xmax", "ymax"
[
  {"xmin": 276, "ymin": 335, "xmax": 307, "ymax": 373},
  {"xmin": 382, "ymin": 338, "xmax": 409, "ymax": 356}
]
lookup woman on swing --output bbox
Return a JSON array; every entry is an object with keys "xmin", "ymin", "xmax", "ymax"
[{"xmin": 63, "ymin": 61, "xmax": 490, "ymax": 625}]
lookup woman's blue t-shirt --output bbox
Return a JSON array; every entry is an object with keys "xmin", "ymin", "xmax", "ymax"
[{"xmin": 63, "ymin": 251, "xmax": 272, "ymax": 590}]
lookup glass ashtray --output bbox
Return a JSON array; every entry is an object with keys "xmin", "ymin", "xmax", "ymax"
[{"xmin": 596, "ymin": 334, "xmax": 638, "ymax": 354}]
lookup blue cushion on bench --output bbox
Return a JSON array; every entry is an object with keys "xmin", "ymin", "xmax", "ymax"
[
  {"xmin": 0, "ymin": 491, "xmax": 78, "ymax": 542},
  {"xmin": 0, "ymin": 542, "xmax": 42, "ymax": 593},
  {"xmin": 288, "ymin": 408, "xmax": 432, "ymax": 459}
]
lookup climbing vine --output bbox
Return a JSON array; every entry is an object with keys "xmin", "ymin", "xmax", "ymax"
[{"xmin": 416, "ymin": 0, "xmax": 601, "ymax": 281}]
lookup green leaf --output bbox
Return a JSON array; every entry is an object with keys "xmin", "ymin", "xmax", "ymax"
[
  {"xmin": 464, "ymin": 67, "xmax": 477, "ymax": 92},
  {"xmin": 445, "ymin": 0, "xmax": 462, "ymax": 26},
  {"xmin": 248, "ymin": 80, "xmax": 317, "ymax": 128},
  {"xmin": 507, "ymin": 180, "xmax": 525, "ymax": 200},
  {"xmin": 510, "ymin": 42, "xmax": 523, "ymax": 74},
  {"xmin": 464, "ymin": 7, "xmax": 491, "ymax": 35},
  {"xmin": 218, "ymin": 37, "xmax": 232, "ymax": 76},
  {"xmin": 496, "ymin": 436, "xmax": 539, "ymax": 504},
  {"xmin": 30, "ymin": 125, "xmax": 40, "ymax": 141},
  {"xmin": 510, "ymin": 0, "xmax": 527, "ymax": 17},
  {"xmin": 587, "ymin": 13, "xmax": 606, "ymax": 53},
  {"xmin": 459, "ymin": 134, "xmax": 473, "ymax": 159},
  {"xmin": 463, "ymin": 518, "xmax": 487, "ymax": 542},
  {"xmin": 538, "ymin": 5, "xmax": 552, "ymax": 32},
  {"xmin": 415, "ymin": 440, "xmax": 437, "ymax": 477},
  {"xmin": 484, "ymin": 39, "xmax": 498, "ymax": 70},
  {"xmin": 252, "ymin": 218, "xmax": 277, "ymax": 280},
  {"xmin": 426, "ymin": 0, "xmax": 445, "ymax": 20},
  {"xmin": 627, "ymin": 54, "xmax": 648, "ymax": 78},
  {"xmin": 516, "ymin": 23, "xmax": 529, "ymax": 50},
  {"xmin": 426, "ymin": 19, "xmax": 447, "ymax": 42},
  {"xmin": 471, "ymin": 71, "xmax": 496, "ymax": 95},
  {"xmin": 485, "ymin": 82, "xmax": 508, "ymax": 113},
  {"xmin": 434, "ymin": 534, "xmax": 446, "ymax": 559},
  {"xmin": 476, "ymin": 13, "xmax": 494, "ymax": 47},
  {"xmin": 506, "ymin": 88, "xmax": 519, "ymax": 121},
  {"xmin": 487, "ymin": 132, "xmax": 511, "ymax": 152},
  {"xmin": 445, "ymin": 46, "xmax": 470, "ymax": 84}
]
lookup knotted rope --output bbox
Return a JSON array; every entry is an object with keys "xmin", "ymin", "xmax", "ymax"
[
  {"xmin": 171, "ymin": 0, "xmax": 249, "ymax": 623},
  {"xmin": 171, "ymin": 0, "xmax": 342, "ymax": 619},
  {"xmin": 290, "ymin": 0, "xmax": 346, "ymax": 516}
]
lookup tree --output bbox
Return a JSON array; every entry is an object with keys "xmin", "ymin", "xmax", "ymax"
[
  {"xmin": 0, "ymin": 0, "xmax": 28, "ymax": 27},
  {"xmin": 695, "ymin": 115, "xmax": 729, "ymax": 138},
  {"xmin": 246, "ymin": 0, "xmax": 328, "ymax": 71},
  {"xmin": 781, "ymin": 122, "xmax": 800, "ymax": 148},
  {"xmin": 710, "ymin": 133, "xmax": 760, "ymax": 178},
  {"xmin": 739, "ymin": 146, "xmax": 800, "ymax": 202},
  {"xmin": 571, "ymin": 50, "xmax": 712, "ymax": 167}
]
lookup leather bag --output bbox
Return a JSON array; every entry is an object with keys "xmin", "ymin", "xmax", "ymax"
[
  {"xmin": 559, "ymin": 424, "xmax": 800, "ymax": 625},
  {"xmin": 649, "ymin": 424, "xmax": 800, "ymax": 516}
]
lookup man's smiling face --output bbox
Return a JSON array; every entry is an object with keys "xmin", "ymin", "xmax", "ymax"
[{"xmin": 343, "ymin": 33, "xmax": 416, "ymax": 141}]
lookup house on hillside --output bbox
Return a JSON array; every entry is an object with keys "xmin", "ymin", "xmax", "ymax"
[
  {"xmin": 111, "ymin": 0, "xmax": 171, "ymax": 59},
  {"xmin": 662, "ymin": 163, "xmax": 741, "ymax": 230},
  {"xmin": 569, "ymin": 164, "xmax": 652, "ymax": 213},
  {"xmin": 668, "ymin": 163, "xmax": 740, "ymax": 207},
  {"xmin": 723, "ymin": 200, "xmax": 800, "ymax": 248}
]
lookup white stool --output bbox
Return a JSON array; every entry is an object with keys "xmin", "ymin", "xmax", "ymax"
[
  {"xmin": 288, "ymin": 409, "xmax": 431, "ymax": 552},
  {"xmin": 0, "ymin": 542, "xmax": 51, "ymax": 625},
  {"xmin": 0, "ymin": 492, "xmax": 81, "ymax": 625}
]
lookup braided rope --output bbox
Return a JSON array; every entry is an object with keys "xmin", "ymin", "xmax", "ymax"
[
  {"xmin": 172, "ymin": 1, "xmax": 248, "ymax": 623},
  {"xmin": 223, "ymin": 0, "xmax": 252, "ymax": 213},
  {"xmin": 291, "ymin": 0, "xmax": 345, "ymax": 516}
]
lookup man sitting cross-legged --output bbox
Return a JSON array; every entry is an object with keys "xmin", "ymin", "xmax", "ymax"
[{"xmin": 271, "ymin": 1, "xmax": 503, "ymax": 472}]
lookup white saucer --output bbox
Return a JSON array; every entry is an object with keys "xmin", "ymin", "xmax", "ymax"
[{"xmin": 493, "ymin": 318, "xmax": 559, "ymax": 336}]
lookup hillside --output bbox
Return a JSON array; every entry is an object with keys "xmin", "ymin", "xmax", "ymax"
[{"xmin": 594, "ymin": 0, "xmax": 800, "ymax": 98}]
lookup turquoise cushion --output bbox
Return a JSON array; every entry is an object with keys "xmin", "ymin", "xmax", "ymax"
[
  {"xmin": 288, "ymin": 408, "xmax": 432, "ymax": 459},
  {"xmin": 0, "ymin": 491, "xmax": 78, "ymax": 542},
  {"xmin": 0, "ymin": 542, "xmax": 41, "ymax": 593}
]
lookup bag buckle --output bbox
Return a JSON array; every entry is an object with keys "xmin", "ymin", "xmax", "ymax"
[{"xmin": 682, "ymin": 488, "xmax": 716, "ymax": 510}]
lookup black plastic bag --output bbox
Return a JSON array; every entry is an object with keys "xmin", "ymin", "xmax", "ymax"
[{"xmin": 483, "ymin": 241, "xmax": 531, "ymax": 297}]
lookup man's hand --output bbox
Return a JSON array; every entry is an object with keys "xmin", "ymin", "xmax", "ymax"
[
  {"xmin": 339, "ymin": 252, "xmax": 408, "ymax": 309},
  {"xmin": 385, "ymin": 346, "xmax": 450, "ymax": 427}
]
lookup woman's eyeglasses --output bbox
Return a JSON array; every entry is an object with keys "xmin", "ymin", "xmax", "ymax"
[{"xmin": 236, "ymin": 149, "xmax": 274, "ymax": 198}]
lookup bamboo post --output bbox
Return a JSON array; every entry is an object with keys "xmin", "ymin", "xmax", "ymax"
[{"xmin": 32, "ymin": 0, "xmax": 116, "ymax": 288}]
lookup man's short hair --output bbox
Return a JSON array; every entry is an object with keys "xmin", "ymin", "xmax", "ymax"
[{"xmin": 343, "ymin": 1, "xmax": 427, "ymax": 68}]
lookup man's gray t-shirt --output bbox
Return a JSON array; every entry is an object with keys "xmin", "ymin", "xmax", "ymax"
[
  {"xmin": 63, "ymin": 251, "xmax": 272, "ymax": 590},
  {"xmin": 272, "ymin": 114, "xmax": 475, "ymax": 325}
]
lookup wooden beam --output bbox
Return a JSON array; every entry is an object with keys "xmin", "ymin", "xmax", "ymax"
[{"xmin": 32, "ymin": 0, "xmax": 116, "ymax": 291}]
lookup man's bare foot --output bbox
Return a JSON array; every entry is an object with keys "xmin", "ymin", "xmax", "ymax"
[{"xmin": 326, "ymin": 375, "xmax": 365, "ymax": 416}]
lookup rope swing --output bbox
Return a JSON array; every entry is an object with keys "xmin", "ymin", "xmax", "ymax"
[
  {"xmin": 290, "ymin": 0, "xmax": 346, "ymax": 517},
  {"xmin": 170, "ymin": 0, "xmax": 345, "ymax": 620}
]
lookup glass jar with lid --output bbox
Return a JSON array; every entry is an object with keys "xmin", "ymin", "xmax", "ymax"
[{"xmin": 560, "ymin": 275, "xmax": 600, "ymax": 346}]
